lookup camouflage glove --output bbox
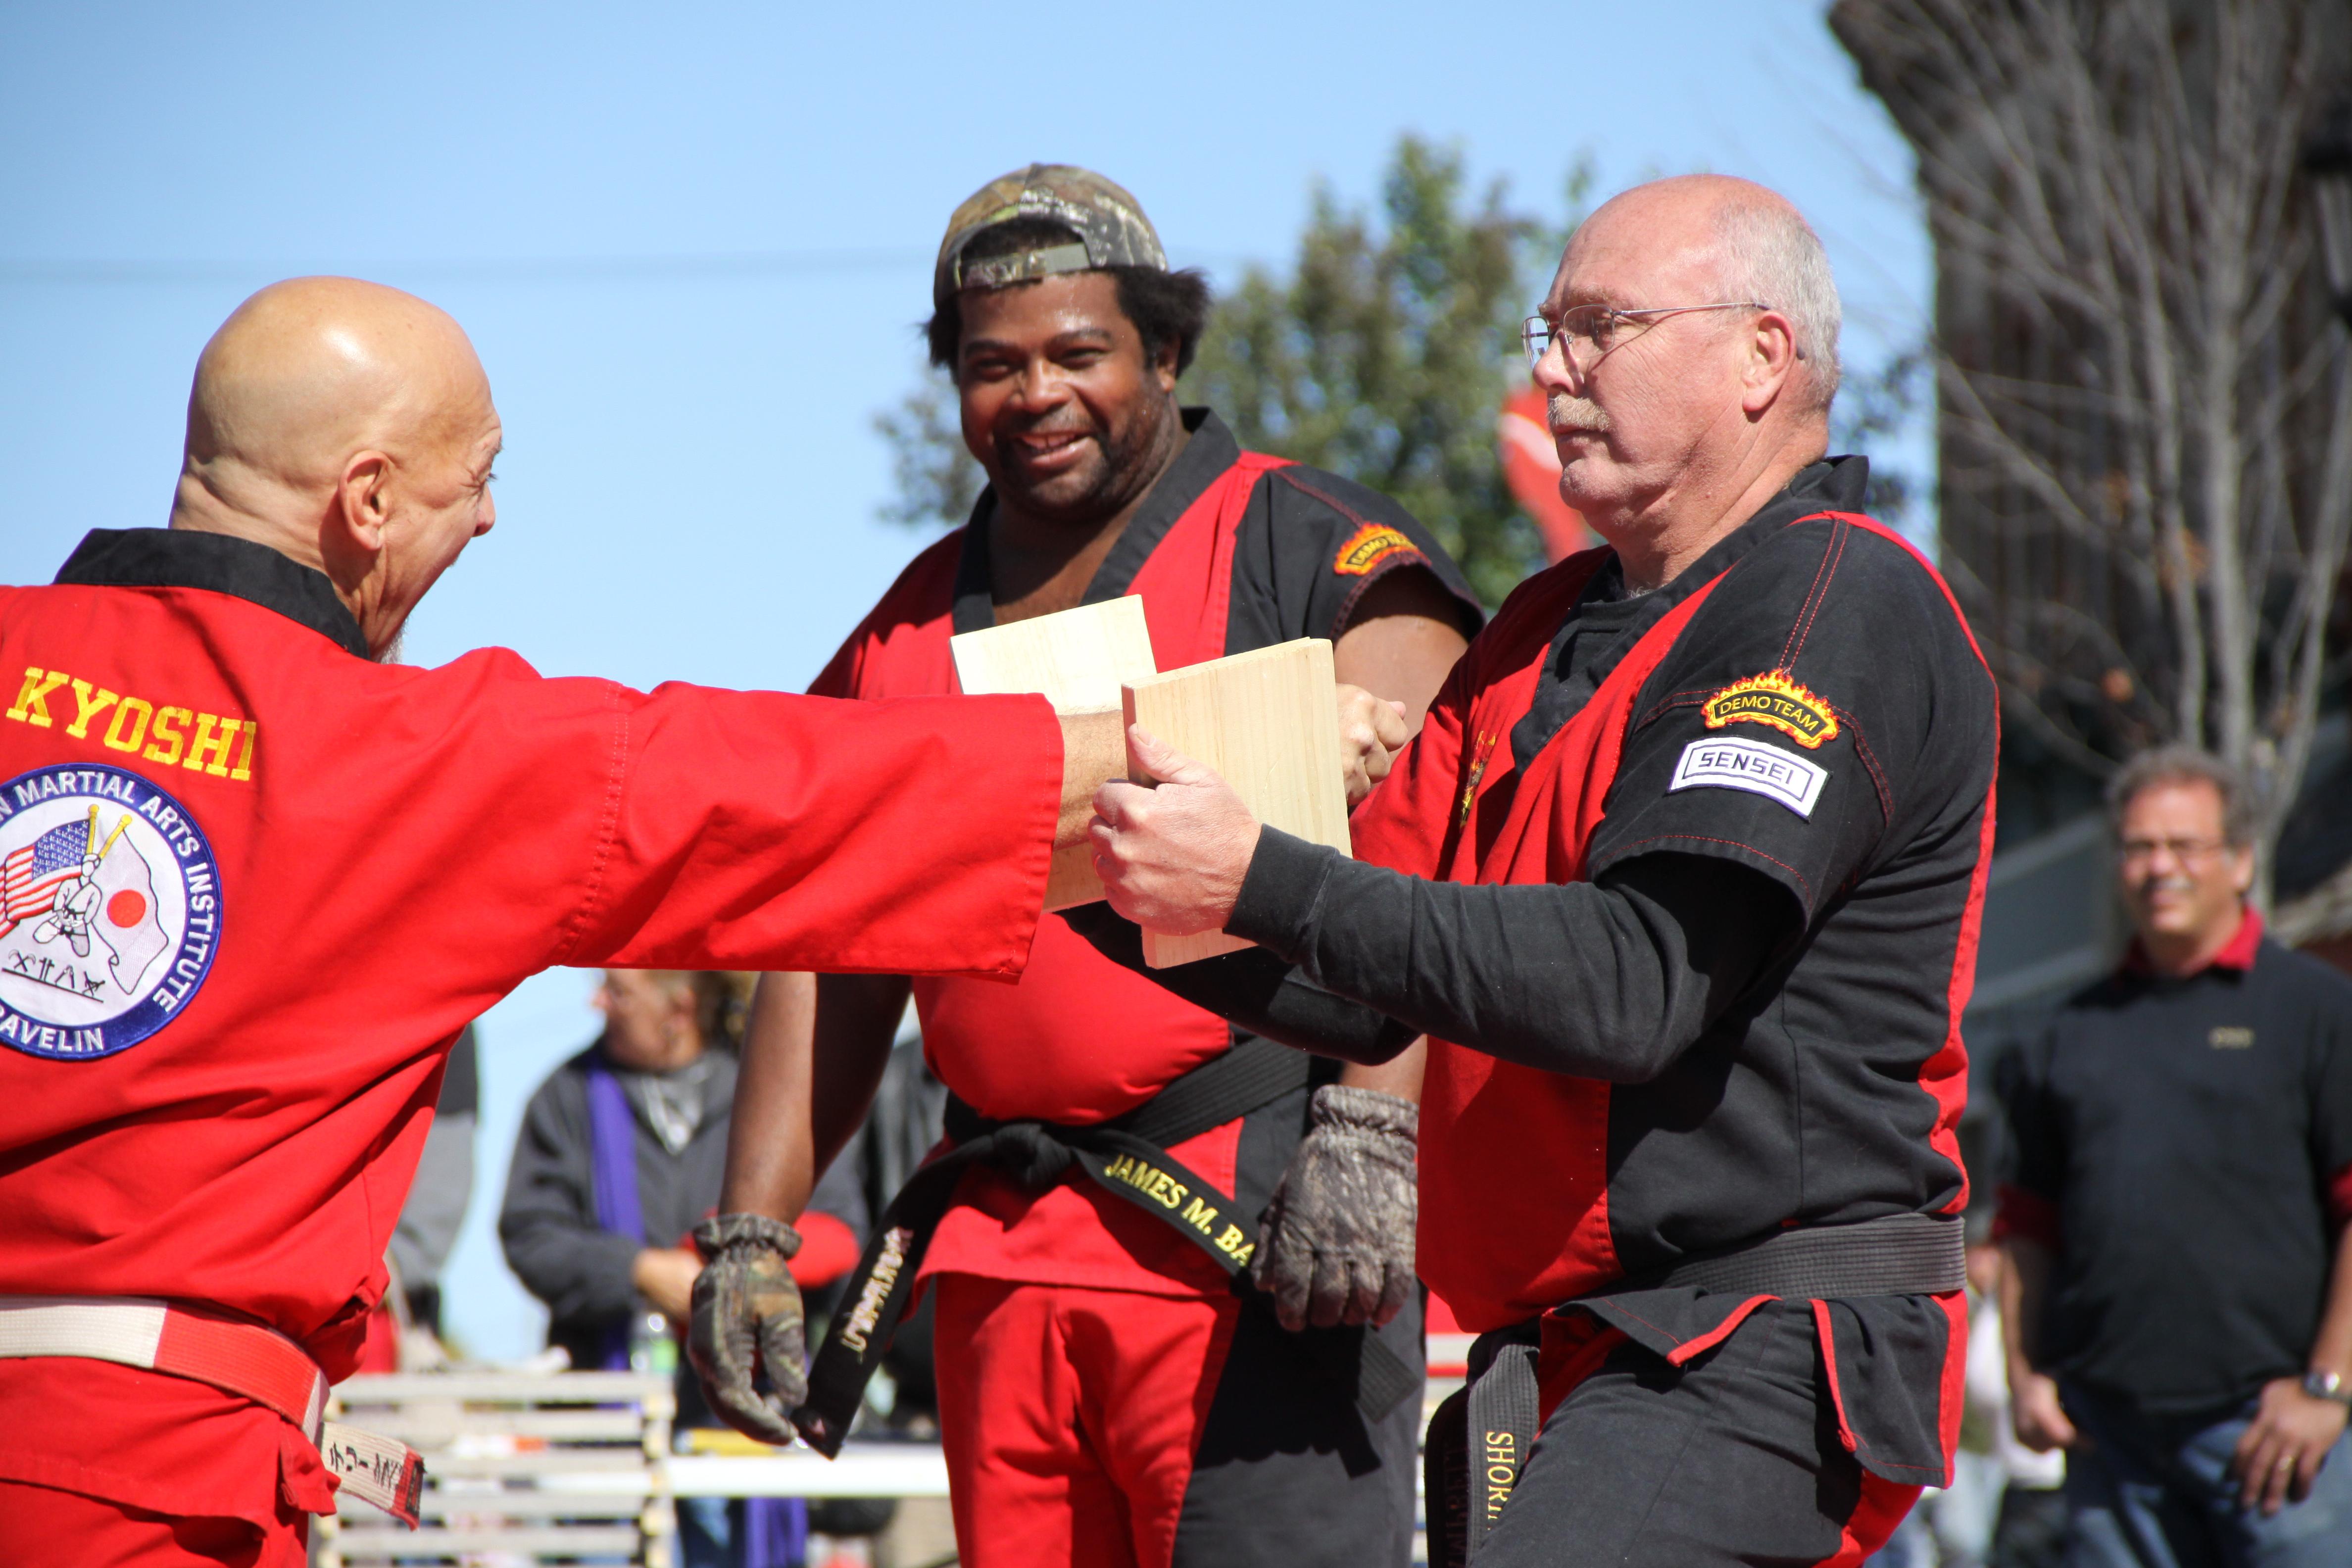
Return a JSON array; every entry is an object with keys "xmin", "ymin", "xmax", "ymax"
[
  {"xmin": 1252, "ymin": 1084, "xmax": 1418, "ymax": 1331},
  {"xmin": 687, "ymin": 1213, "xmax": 806, "ymax": 1445}
]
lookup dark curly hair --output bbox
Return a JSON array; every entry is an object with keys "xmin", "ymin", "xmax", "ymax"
[{"xmin": 927, "ymin": 216, "xmax": 1211, "ymax": 379}]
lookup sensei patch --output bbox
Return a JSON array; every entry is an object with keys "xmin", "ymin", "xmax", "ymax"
[
  {"xmin": 1700, "ymin": 669, "xmax": 1840, "ymax": 749},
  {"xmin": 1333, "ymin": 522, "xmax": 1422, "ymax": 577},
  {"xmin": 1670, "ymin": 736, "xmax": 1828, "ymax": 818},
  {"xmin": 0, "ymin": 763, "xmax": 220, "ymax": 1060}
]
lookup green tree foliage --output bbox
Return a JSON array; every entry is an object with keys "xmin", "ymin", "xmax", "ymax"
[
  {"xmin": 872, "ymin": 378, "xmax": 983, "ymax": 531},
  {"xmin": 1183, "ymin": 137, "xmax": 1587, "ymax": 608}
]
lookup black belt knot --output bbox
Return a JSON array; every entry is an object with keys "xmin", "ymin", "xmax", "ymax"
[{"xmin": 968, "ymin": 1119, "xmax": 1076, "ymax": 1192}]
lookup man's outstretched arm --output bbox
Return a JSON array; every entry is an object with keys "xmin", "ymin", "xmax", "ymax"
[{"xmin": 1055, "ymin": 710, "xmax": 1127, "ymax": 848}]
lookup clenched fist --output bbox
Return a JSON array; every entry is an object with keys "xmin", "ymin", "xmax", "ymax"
[{"xmin": 1336, "ymin": 684, "xmax": 1411, "ymax": 807}]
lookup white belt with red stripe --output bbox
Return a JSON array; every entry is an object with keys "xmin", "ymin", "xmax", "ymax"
[{"xmin": 0, "ymin": 1295, "xmax": 424, "ymax": 1527}]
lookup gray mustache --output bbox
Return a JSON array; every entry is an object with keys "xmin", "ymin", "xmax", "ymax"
[{"xmin": 1547, "ymin": 393, "xmax": 1611, "ymax": 436}]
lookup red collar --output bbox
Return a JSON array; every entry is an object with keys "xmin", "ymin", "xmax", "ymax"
[{"xmin": 2123, "ymin": 906, "xmax": 2263, "ymax": 978}]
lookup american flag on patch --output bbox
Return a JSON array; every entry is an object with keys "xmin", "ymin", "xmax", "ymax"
[{"xmin": 0, "ymin": 818, "xmax": 92, "ymax": 934}]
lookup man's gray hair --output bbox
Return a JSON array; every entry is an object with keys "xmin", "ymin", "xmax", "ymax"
[
  {"xmin": 1711, "ymin": 198, "xmax": 1842, "ymax": 411},
  {"xmin": 2105, "ymin": 745, "xmax": 2259, "ymax": 846}
]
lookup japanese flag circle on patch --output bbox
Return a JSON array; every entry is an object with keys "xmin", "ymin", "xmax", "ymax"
[{"xmin": 0, "ymin": 763, "xmax": 221, "ymax": 1059}]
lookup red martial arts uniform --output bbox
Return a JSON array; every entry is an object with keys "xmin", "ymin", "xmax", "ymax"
[
  {"xmin": 811, "ymin": 410, "xmax": 1476, "ymax": 1568},
  {"xmin": 1085, "ymin": 458, "xmax": 1999, "ymax": 1566},
  {"xmin": 0, "ymin": 528, "xmax": 1062, "ymax": 1563}
]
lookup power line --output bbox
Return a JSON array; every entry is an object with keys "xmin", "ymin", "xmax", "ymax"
[
  {"xmin": 0, "ymin": 248, "xmax": 932, "ymax": 286},
  {"xmin": 0, "ymin": 247, "xmax": 1262, "ymax": 287}
]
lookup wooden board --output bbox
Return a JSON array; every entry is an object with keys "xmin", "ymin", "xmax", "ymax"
[
  {"xmin": 1122, "ymin": 637, "xmax": 1352, "ymax": 968},
  {"xmin": 951, "ymin": 596, "xmax": 1158, "ymax": 911},
  {"xmin": 950, "ymin": 594, "xmax": 1156, "ymax": 713}
]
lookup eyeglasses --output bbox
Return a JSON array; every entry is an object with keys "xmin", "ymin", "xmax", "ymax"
[
  {"xmin": 2118, "ymin": 836, "xmax": 2234, "ymax": 865},
  {"xmin": 1520, "ymin": 302, "xmax": 1773, "ymax": 373}
]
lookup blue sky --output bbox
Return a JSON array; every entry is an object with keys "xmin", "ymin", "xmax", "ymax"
[{"xmin": 0, "ymin": 1, "xmax": 1929, "ymax": 1361}]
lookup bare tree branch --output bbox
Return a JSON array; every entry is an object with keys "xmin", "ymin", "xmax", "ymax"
[{"xmin": 1833, "ymin": 0, "xmax": 2352, "ymax": 888}]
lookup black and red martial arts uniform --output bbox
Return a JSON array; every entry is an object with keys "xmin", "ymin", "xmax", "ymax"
[
  {"xmin": 799, "ymin": 409, "xmax": 1479, "ymax": 1568},
  {"xmin": 1075, "ymin": 457, "xmax": 1999, "ymax": 1566},
  {"xmin": 0, "ymin": 528, "xmax": 1065, "ymax": 1565}
]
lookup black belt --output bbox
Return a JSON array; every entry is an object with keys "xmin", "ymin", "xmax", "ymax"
[
  {"xmin": 1425, "ymin": 1212, "xmax": 1965, "ymax": 1567},
  {"xmin": 793, "ymin": 1037, "xmax": 1419, "ymax": 1455}
]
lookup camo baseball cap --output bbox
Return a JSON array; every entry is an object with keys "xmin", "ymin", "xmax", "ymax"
[{"xmin": 933, "ymin": 164, "xmax": 1168, "ymax": 309}]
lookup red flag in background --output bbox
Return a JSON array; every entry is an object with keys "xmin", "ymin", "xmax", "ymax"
[{"xmin": 1498, "ymin": 384, "xmax": 1596, "ymax": 562}]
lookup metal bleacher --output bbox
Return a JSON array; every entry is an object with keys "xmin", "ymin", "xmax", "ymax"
[
  {"xmin": 315, "ymin": 1370, "xmax": 681, "ymax": 1567},
  {"xmin": 314, "ymin": 1370, "xmax": 956, "ymax": 1567},
  {"xmin": 321, "ymin": 1348, "xmax": 1462, "ymax": 1566}
]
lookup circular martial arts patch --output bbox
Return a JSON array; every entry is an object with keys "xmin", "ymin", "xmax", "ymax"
[{"xmin": 0, "ymin": 763, "xmax": 220, "ymax": 1060}]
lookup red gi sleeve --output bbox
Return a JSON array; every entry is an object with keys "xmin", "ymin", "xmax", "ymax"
[
  {"xmin": 401, "ymin": 649, "xmax": 1060, "ymax": 980},
  {"xmin": 568, "ymin": 681, "xmax": 1059, "ymax": 976}
]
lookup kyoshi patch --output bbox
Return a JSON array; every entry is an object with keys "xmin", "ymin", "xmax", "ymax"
[
  {"xmin": 1700, "ymin": 669, "xmax": 1840, "ymax": 749},
  {"xmin": 0, "ymin": 763, "xmax": 220, "ymax": 1059}
]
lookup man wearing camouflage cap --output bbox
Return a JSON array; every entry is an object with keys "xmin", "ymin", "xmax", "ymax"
[{"xmin": 695, "ymin": 165, "xmax": 1481, "ymax": 1566}]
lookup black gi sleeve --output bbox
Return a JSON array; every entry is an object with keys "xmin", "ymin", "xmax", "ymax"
[
  {"xmin": 1066, "ymin": 841, "xmax": 1797, "ymax": 1080},
  {"xmin": 1226, "ymin": 463, "xmax": 1484, "ymax": 649},
  {"xmin": 497, "ymin": 1061, "xmax": 642, "ymax": 1329},
  {"xmin": 1586, "ymin": 520, "xmax": 1996, "ymax": 918},
  {"xmin": 1229, "ymin": 831, "xmax": 1795, "ymax": 1079}
]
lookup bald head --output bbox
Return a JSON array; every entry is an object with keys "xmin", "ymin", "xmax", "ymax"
[
  {"xmin": 186, "ymin": 277, "xmax": 487, "ymax": 490},
  {"xmin": 172, "ymin": 278, "xmax": 500, "ymax": 657},
  {"xmin": 1572, "ymin": 176, "xmax": 1841, "ymax": 410}
]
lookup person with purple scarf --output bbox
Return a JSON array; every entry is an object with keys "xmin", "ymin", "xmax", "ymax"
[{"xmin": 501, "ymin": 971, "xmax": 865, "ymax": 1568}]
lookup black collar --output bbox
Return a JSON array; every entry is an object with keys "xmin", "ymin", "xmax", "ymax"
[
  {"xmin": 55, "ymin": 528, "xmax": 370, "ymax": 659},
  {"xmin": 1557, "ymin": 454, "xmax": 1869, "ymax": 690},
  {"xmin": 951, "ymin": 407, "xmax": 1241, "ymax": 636},
  {"xmin": 1507, "ymin": 456, "xmax": 1871, "ymax": 772}
]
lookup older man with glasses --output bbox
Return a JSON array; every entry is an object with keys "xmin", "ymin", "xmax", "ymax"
[
  {"xmin": 1998, "ymin": 748, "xmax": 2352, "ymax": 1568},
  {"xmin": 1072, "ymin": 172, "xmax": 2000, "ymax": 1564}
]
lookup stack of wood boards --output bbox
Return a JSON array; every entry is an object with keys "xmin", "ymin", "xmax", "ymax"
[
  {"xmin": 950, "ymin": 595, "xmax": 1157, "ymax": 911},
  {"xmin": 1123, "ymin": 637, "xmax": 1352, "ymax": 968}
]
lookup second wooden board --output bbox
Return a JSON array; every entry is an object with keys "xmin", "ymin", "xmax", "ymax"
[
  {"xmin": 1122, "ymin": 637, "xmax": 1352, "ymax": 968},
  {"xmin": 949, "ymin": 594, "xmax": 1156, "ymax": 714},
  {"xmin": 951, "ymin": 595, "xmax": 1158, "ymax": 912}
]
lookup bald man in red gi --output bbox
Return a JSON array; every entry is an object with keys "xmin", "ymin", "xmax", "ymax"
[{"xmin": 0, "ymin": 277, "xmax": 1123, "ymax": 1565}]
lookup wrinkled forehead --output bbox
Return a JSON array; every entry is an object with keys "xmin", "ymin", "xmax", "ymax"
[
  {"xmin": 2120, "ymin": 776, "xmax": 2231, "ymax": 832},
  {"xmin": 414, "ymin": 352, "xmax": 501, "ymax": 457},
  {"xmin": 1545, "ymin": 196, "xmax": 1723, "ymax": 311}
]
